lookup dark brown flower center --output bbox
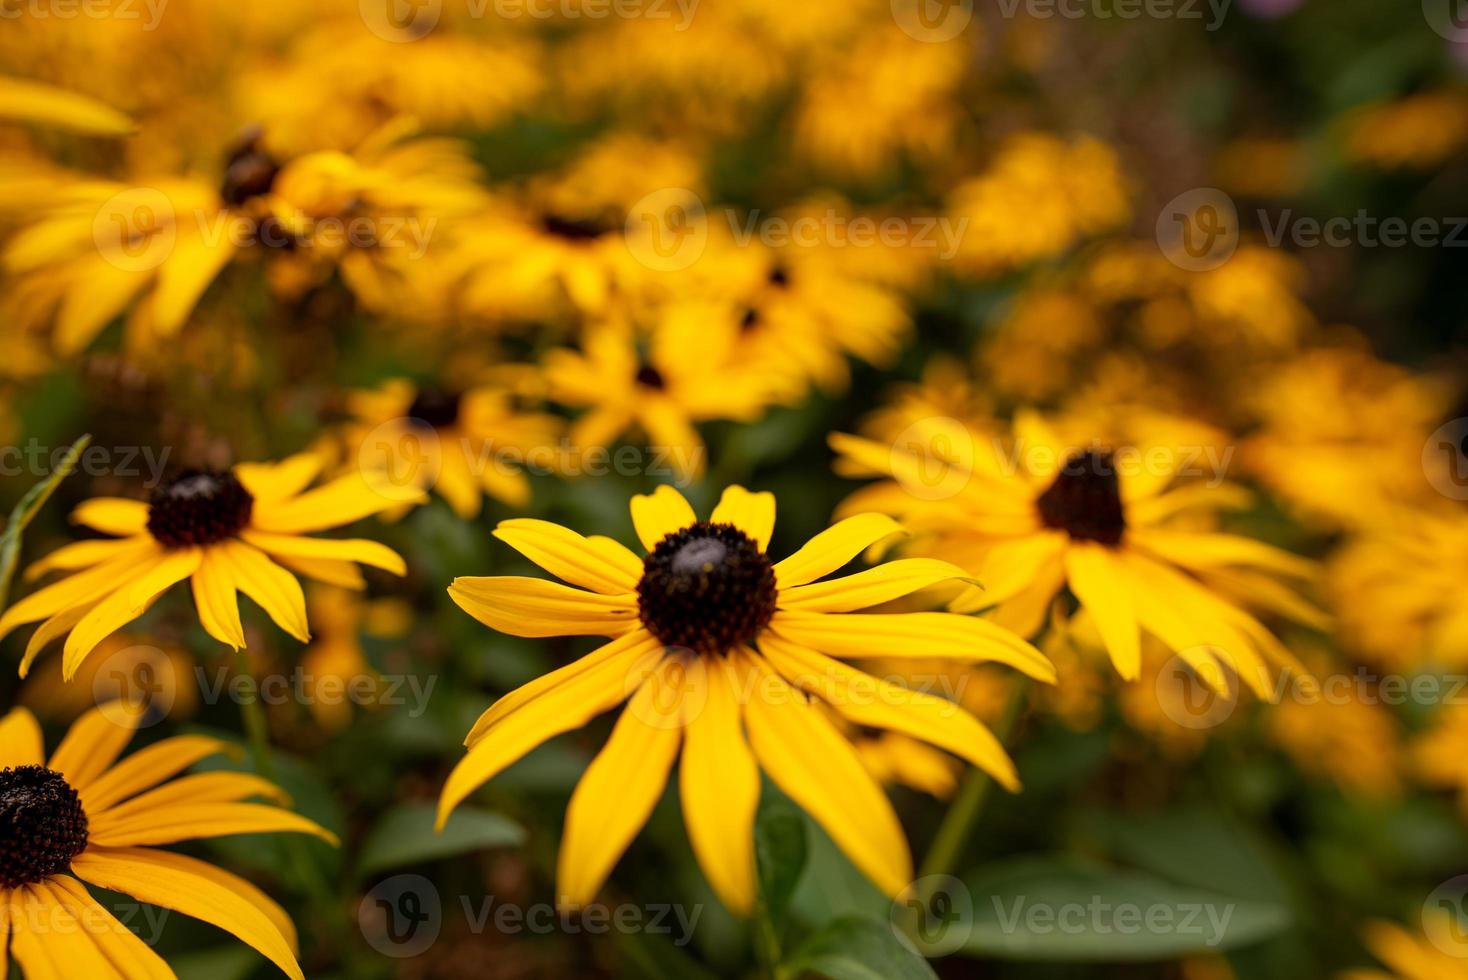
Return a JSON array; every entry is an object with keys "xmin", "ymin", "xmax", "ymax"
[
  {"xmin": 220, "ymin": 130, "xmax": 280, "ymax": 208},
  {"xmin": 1036, "ymin": 449, "xmax": 1126, "ymax": 546},
  {"xmin": 540, "ymin": 213, "xmax": 610, "ymax": 242},
  {"xmin": 0, "ymin": 766, "xmax": 89, "ymax": 888},
  {"xmin": 407, "ymin": 387, "xmax": 462, "ymax": 429},
  {"xmin": 637, "ymin": 522, "xmax": 777, "ymax": 656},
  {"xmin": 147, "ymin": 468, "xmax": 255, "ymax": 548},
  {"xmin": 635, "ymin": 366, "xmax": 667, "ymax": 390}
]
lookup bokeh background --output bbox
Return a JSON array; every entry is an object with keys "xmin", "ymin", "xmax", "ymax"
[{"xmin": 3, "ymin": 0, "xmax": 1468, "ymax": 977}]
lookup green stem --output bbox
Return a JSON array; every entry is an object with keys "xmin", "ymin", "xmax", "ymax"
[
  {"xmin": 753, "ymin": 900, "xmax": 783, "ymax": 980},
  {"xmin": 230, "ymin": 647, "xmax": 349, "ymax": 965},
  {"xmin": 916, "ymin": 679, "xmax": 1030, "ymax": 884}
]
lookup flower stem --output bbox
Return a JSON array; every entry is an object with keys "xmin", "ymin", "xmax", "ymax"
[{"xmin": 916, "ymin": 679, "xmax": 1029, "ymax": 884}]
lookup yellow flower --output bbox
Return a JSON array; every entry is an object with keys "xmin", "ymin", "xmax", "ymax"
[
  {"xmin": 1339, "ymin": 90, "xmax": 1468, "ymax": 171},
  {"xmin": 831, "ymin": 411, "xmax": 1318, "ymax": 698},
  {"xmin": 1412, "ymin": 703, "xmax": 1468, "ymax": 817},
  {"xmin": 543, "ymin": 323, "xmax": 777, "ymax": 484},
  {"xmin": 343, "ymin": 378, "xmax": 561, "ymax": 519},
  {"xmin": 1242, "ymin": 345, "xmax": 1454, "ymax": 532},
  {"xmin": 438, "ymin": 485, "xmax": 1054, "ymax": 912},
  {"xmin": 945, "ymin": 134, "xmax": 1130, "ymax": 278},
  {"xmin": 299, "ymin": 586, "xmax": 408, "ymax": 734},
  {"xmin": 1340, "ymin": 919, "xmax": 1468, "ymax": 980},
  {"xmin": 0, "ymin": 704, "xmax": 335, "ymax": 980},
  {"xmin": 0, "ymin": 455, "xmax": 419, "ymax": 679}
]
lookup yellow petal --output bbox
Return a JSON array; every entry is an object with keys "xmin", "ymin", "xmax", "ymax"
[
  {"xmin": 11, "ymin": 882, "xmax": 117, "ymax": 979},
  {"xmin": 191, "ymin": 548, "xmax": 245, "ymax": 648},
  {"xmin": 1064, "ymin": 543, "xmax": 1141, "ymax": 681},
  {"xmin": 234, "ymin": 455, "xmax": 323, "ymax": 502},
  {"xmin": 88, "ymin": 802, "xmax": 337, "ymax": 848},
  {"xmin": 1128, "ymin": 529, "xmax": 1316, "ymax": 579},
  {"xmin": 0, "ymin": 707, "xmax": 44, "ymax": 767},
  {"xmin": 492, "ymin": 518, "xmax": 643, "ymax": 594},
  {"xmin": 629, "ymin": 485, "xmax": 697, "ymax": 551},
  {"xmin": 48, "ymin": 703, "xmax": 142, "ymax": 791},
  {"xmin": 79, "ymin": 735, "xmax": 231, "ymax": 814},
  {"xmin": 773, "ymin": 514, "xmax": 906, "ymax": 589},
  {"xmin": 759, "ymin": 635, "xmax": 1019, "ymax": 791},
  {"xmin": 462, "ymin": 631, "xmax": 664, "ymax": 747},
  {"xmin": 240, "ymin": 530, "xmax": 407, "ymax": 576},
  {"xmin": 62, "ymin": 548, "xmax": 200, "ymax": 679},
  {"xmin": 19, "ymin": 603, "xmax": 95, "ymax": 678},
  {"xmin": 270, "ymin": 554, "xmax": 367, "ymax": 590},
  {"xmin": 215, "ymin": 541, "xmax": 310, "ymax": 642},
  {"xmin": 637, "ymin": 398, "xmax": 706, "ymax": 483},
  {"xmin": 770, "ymin": 610, "xmax": 1056, "ymax": 682},
  {"xmin": 72, "ymin": 847, "xmax": 305, "ymax": 980},
  {"xmin": 148, "ymin": 229, "xmax": 236, "ymax": 336},
  {"xmin": 709, "ymin": 486, "xmax": 776, "ymax": 551},
  {"xmin": 97, "ymin": 772, "xmax": 291, "ymax": 824},
  {"xmin": 679, "ymin": 656, "xmax": 760, "ymax": 915},
  {"xmin": 958, "ymin": 532, "xmax": 1068, "ymax": 609},
  {"xmin": 448, "ymin": 576, "xmax": 639, "ymax": 638},
  {"xmin": 22, "ymin": 539, "xmax": 145, "ymax": 582},
  {"xmin": 43, "ymin": 876, "xmax": 173, "ymax": 980},
  {"xmin": 779, "ymin": 558, "xmax": 977, "ymax": 613},
  {"xmin": 0, "ymin": 542, "xmax": 162, "ymax": 644},
  {"xmin": 70, "ymin": 499, "xmax": 150, "ymax": 536},
  {"xmin": 250, "ymin": 472, "xmax": 422, "ymax": 534},
  {"xmin": 558, "ymin": 659, "xmax": 684, "ymax": 907},
  {"xmin": 737, "ymin": 649, "xmax": 914, "ymax": 898},
  {"xmin": 0, "ymin": 78, "xmax": 134, "ymax": 135},
  {"xmin": 438, "ymin": 639, "xmax": 665, "ymax": 827}
]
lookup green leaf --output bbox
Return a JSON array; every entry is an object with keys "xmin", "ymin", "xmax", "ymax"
[
  {"xmin": 959, "ymin": 856, "xmax": 1290, "ymax": 962},
  {"xmin": 358, "ymin": 802, "xmax": 526, "ymax": 877},
  {"xmin": 781, "ymin": 917, "xmax": 938, "ymax": 980},
  {"xmin": 1076, "ymin": 805, "xmax": 1290, "ymax": 903},
  {"xmin": 0, "ymin": 433, "xmax": 90, "ymax": 613},
  {"xmin": 168, "ymin": 946, "xmax": 260, "ymax": 980},
  {"xmin": 757, "ymin": 792, "xmax": 809, "ymax": 933}
]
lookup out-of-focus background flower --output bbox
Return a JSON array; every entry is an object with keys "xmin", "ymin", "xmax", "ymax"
[{"xmin": 2, "ymin": 0, "xmax": 1468, "ymax": 977}]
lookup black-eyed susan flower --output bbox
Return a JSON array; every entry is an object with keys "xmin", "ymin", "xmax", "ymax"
[
  {"xmin": 438, "ymin": 485, "xmax": 1054, "ymax": 912},
  {"xmin": 0, "ymin": 704, "xmax": 334, "ymax": 980},
  {"xmin": 831, "ymin": 411, "xmax": 1319, "ymax": 698},
  {"xmin": 0, "ymin": 455, "xmax": 419, "ymax": 679},
  {"xmin": 544, "ymin": 323, "xmax": 777, "ymax": 485},
  {"xmin": 343, "ymin": 378, "xmax": 561, "ymax": 518}
]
